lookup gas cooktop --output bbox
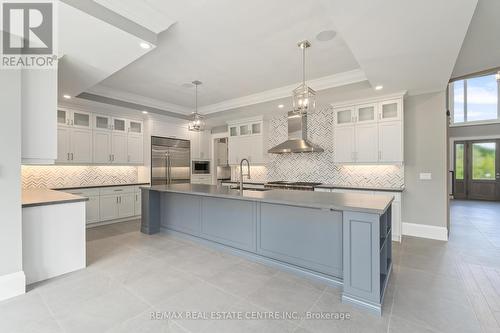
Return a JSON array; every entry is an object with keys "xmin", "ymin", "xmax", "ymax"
[{"xmin": 265, "ymin": 181, "xmax": 322, "ymax": 191}]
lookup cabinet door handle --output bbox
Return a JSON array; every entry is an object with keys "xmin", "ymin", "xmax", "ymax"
[
  {"xmin": 67, "ymin": 153, "xmax": 70, "ymax": 161},
  {"xmin": 116, "ymin": 197, "xmax": 118, "ymax": 204},
  {"xmin": 71, "ymin": 153, "xmax": 74, "ymax": 160}
]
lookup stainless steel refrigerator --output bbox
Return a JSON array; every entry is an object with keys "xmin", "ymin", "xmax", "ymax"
[{"xmin": 151, "ymin": 136, "xmax": 191, "ymax": 185}]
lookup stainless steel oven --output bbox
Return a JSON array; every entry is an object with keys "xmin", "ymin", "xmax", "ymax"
[{"xmin": 192, "ymin": 160, "xmax": 211, "ymax": 174}]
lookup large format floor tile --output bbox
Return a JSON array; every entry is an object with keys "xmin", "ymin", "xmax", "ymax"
[{"xmin": 1, "ymin": 200, "xmax": 500, "ymax": 332}]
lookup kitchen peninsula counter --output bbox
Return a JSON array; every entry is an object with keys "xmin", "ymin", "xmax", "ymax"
[{"xmin": 141, "ymin": 184, "xmax": 394, "ymax": 315}]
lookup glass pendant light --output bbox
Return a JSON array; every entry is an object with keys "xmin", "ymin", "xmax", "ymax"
[
  {"xmin": 292, "ymin": 40, "xmax": 316, "ymax": 115},
  {"xmin": 188, "ymin": 80, "xmax": 205, "ymax": 132}
]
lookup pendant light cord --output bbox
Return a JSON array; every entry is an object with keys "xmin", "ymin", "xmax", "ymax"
[{"xmin": 302, "ymin": 43, "xmax": 306, "ymax": 86}]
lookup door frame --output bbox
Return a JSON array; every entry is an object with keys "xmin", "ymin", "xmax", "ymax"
[{"xmin": 450, "ymin": 135, "xmax": 500, "ymax": 201}]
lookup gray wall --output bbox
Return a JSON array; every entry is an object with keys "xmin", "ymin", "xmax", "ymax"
[
  {"xmin": 449, "ymin": 122, "xmax": 500, "ymax": 139},
  {"xmin": 403, "ymin": 92, "xmax": 448, "ymax": 228},
  {"xmin": 0, "ymin": 70, "xmax": 23, "ymax": 277}
]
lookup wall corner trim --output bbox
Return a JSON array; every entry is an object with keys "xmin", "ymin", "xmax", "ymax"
[
  {"xmin": 0, "ymin": 271, "xmax": 26, "ymax": 302},
  {"xmin": 402, "ymin": 222, "xmax": 448, "ymax": 241}
]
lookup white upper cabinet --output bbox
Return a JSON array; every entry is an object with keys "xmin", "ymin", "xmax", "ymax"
[
  {"xmin": 378, "ymin": 121, "xmax": 403, "ymax": 162},
  {"xmin": 334, "ymin": 107, "xmax": 356, "ymax": 127},
  {"xmin": 94, "ymin": 114, "xmax": 111, "ymax": 131},
  {"xmin": 111, "ymin": 132, "xmax": 128, "ymax": 164},
  {"xmin": 190, "ymin": 130, "xmax": 211, "ymax": 160},
  {"xmin": 356, "ymin": 103, "xmax": 378, "ymax": 124},
  {"xmin": 128, "ymin": 120, "xmax": 143, "ymax": 134},
  {"xmin": 333, "ymin": 126, "xmax": 355, "ymax": 163},
  {"xmin": 71, "ymin": 128, "xmax": 93, "ymax": 163},
  {"xmin": 56, "ymin": 109, "xmax": 92, "ymax": 164},
  {"xmin": 355, "ymin": 123, "xmax": 379, "ymax": 162},
  {"xmin": 93, "ymin": 131, "xmax": 112, "ymax": 163},
  {"xmin": 379, "ymin": 99, "xmax": 402, "ymax": 122},
  {"xmin": 57, "ymin": 109, "xmax": 144, "ymax": 165},
  {"xmin": 227, "ymin": 117, "xmax": 267, "ymax": 165},
  {"xmin": 332, "ymin": 95, "xmax": 404, "ymax": 164},
  {"xmin": 112, "ymin": 118, "xmax": 127, "ymax": 132}
]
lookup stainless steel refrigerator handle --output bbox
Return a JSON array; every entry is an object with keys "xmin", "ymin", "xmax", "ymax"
[
  {"xmin": 168, "ymin": 154, "xmax": 172, "ymax": 184},
  {"xmin": 166, "ymin": 154, "xmax": 170, "ymax": 185}
]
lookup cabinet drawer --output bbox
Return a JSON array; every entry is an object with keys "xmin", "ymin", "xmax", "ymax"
[{"xmin": 100, "ymin": 186, "xmax": 135, "ymax": 196}]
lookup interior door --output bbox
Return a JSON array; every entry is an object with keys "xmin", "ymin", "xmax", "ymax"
[{"xmin": 467, "ymin": 140, "xmax": 499, "ymax": 201}]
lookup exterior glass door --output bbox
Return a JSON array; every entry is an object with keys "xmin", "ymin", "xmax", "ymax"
[{"xmin": 454, "ymin": 140, "xmax": 500, "ymax": 201}]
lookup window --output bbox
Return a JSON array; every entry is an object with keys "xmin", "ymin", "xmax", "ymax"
[
  {"xmin": 449, "ymin": 73, "xmax": 499, "ymax": 125},
  {"xmin": 455, "ymin": 143, "xmax": 464, "ymax": 180},
  {"xmin": 472, "ymin": 142, "xmax": 496, "ymax": 180}
]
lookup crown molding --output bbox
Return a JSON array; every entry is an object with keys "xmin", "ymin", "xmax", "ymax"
[
  {"xmin": 85, "ymin": 69, "xmax": 366, "ymax": 117},
  {"xmin": 199, "ymin": 69, "xmax": 367, "ymax": 115},
  {"xmin": 86, "ymin": 84, "xmax": 193, "ymax": 115},
  {"xmin": 331, "ymin": 90, "xmax": 408, "ymax": 108}
]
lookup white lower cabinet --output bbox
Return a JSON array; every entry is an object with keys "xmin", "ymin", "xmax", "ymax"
[
  {"xmin": 314, "ymin": 187, "xmax": 402, "ymax": 241},
  {"xmin": 86, "ymin": 196, "xmax": 100, "ymax": 224},
  {"xmin": 118, "ymin": 193, "xmax": 136, "ymax": 218},
  {"xmin": 65, "ymin": 189, "xmax": 100, "ymax": 224},
  {"xmin": 99, "ymin": 195, "xmax": 119, "ymax": 221},
  {"xmin": 134, "ymin": 190, "xmax": 141, "ymax": 216},
  {"xmin": 63, "ymin": 185, "xmax": 141, "ymax": 226}
]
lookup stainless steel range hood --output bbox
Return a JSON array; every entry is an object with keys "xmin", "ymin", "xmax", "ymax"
[{"xmin": 268, "ymin": 111, "xmax": 324, "ymax": 154}]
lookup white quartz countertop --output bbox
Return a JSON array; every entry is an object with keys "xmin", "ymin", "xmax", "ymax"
[
  {"xmin": 22, "ymin": 189, "xmax": 88, "ymax": 208},
  {"xmin": 145, "ymin": 184, "xmax": 393, "ymax": 215}
]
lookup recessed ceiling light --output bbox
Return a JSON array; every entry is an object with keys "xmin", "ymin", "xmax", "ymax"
[
  {"xmin": 142, "ymin": 110, "xmax": 148, "ymax": 114},
  {"xmin": 316, "ymin": 30, "xmax": 337, "ymax": 42},
  {"xmin": 63, "ymin": 94, "xmax": 71, "ymax": 99},
  {"xmin": 140, "ymin": 42, "xmax": 151, "ymax": 49},
  {"xmin": 375, "ymin": 85, "xmax": 383, "ymax": 91},
  {"xmin": 278, "ymin": 104, "xmax": 284, "ymax": 109}
]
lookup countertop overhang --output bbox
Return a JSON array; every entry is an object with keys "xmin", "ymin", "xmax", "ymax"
[
  {"xmin": 22, "ymin": 189, "xmax": 88, "ymax": 208},
  {"xmin": 144, "ymin": 184, "xmax": 393, "ymax": 215}
]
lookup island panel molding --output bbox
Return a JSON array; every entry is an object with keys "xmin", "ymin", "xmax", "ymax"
[{"xmin": 22, "ymin": 165, "xmax": 138, "ymax": 189}]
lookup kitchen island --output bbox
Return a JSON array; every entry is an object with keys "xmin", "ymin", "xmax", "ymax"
[{"xmin": 141, "ymin": 184, "xmax": 393, "ymax": 315}]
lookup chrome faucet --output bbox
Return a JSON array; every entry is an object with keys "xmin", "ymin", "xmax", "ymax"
[{"xmin": 239, "ymin": 158, "xmax": 251, "ymax": 194}]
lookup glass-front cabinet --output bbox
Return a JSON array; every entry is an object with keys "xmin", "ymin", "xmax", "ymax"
[
  {"xmin": 128, "ymin": 120, "xmax": 143, "ymax": 134},
  {"xmin": 334, "ymin": 107, "xmax": 355, "ymax": 127},
  {"xmin": 57, "ymin": 109, "xmax": 91, "ymax": 128},
  {"xmin": 379, "ymin": 99, "xmax": 401, "ymax": 122},
  {"xmin": 229, "ymin": 120, "xmax": 263, "ymax": 137},
  {"xmin": 94, "ymin": 115, "xmax": 111, "ymax": 130},
  {"xmin": 356, "ymin": 103, "xmax": 377, "ymax": 124},
  {"xmin": 113, "ymin": 118, "xmax": 126, "ymax": 132}
]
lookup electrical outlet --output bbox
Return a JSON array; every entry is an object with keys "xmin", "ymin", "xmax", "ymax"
[{"xmin": 419, "ymin": 173, "xmax": 432, "ymax": 180}]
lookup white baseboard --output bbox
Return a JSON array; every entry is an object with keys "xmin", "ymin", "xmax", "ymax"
[
  {"xmin": 402, "ymin": 222, "xmax": 448, "ymax": 241},
  {"xmin": 0, "ymin": 271, "xmax": 26, "ymax": 302}
]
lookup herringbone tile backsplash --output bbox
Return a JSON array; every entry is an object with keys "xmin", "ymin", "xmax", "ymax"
[
  {"xmin": 22, "ymin": 165, "xmax": 138, "ymax": 189},
  {"xmin": 232, "ymin": 105, "xmax": 404, "ymax": 188}
]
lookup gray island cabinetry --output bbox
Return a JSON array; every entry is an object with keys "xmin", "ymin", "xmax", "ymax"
[{"xmin": 141, "ymin": 184, "xmax": 393, "ymax": 315}]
